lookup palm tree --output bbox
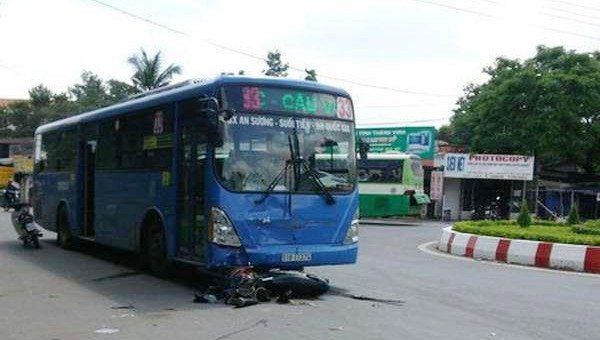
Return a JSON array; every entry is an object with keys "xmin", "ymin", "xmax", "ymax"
[{"xmin": 127, "ymin": 49, "xmax": 182, "ymax": 91}]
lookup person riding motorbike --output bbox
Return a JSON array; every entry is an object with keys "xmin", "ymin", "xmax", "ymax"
[{"xmin": 3, "ymin": 179, "xmax": 20, "ymax": 210}]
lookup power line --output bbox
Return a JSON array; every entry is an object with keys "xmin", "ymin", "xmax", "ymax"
[
  {"xmin": 357, "ymin": 117, "xmax": 451, "ymax": 126},
  {"xmin": 549, "ymin": 6, "xmax": 600, "ymax": 22},
  {"xmin": 358, "ymin": 102, "xmax": 453, "ymax": 109},
  {"xmin": 406, "ymin": 0, "xmax": 493, "ymax": 18},
  {"xmin": 86, "ymin": 0, "xmax": 189, "ymax": 36},
  {"xmin": 544, "ymin": 12, "xmax": 600, "ymax": 29},
  {"xmin": 406, "ymin": 0, "xmax": 600, "ymax": 42},
  {"xmin": 544, "ymin": 0, "xmax": 600, "ymax": 13},
  {"xmin": 83, "ymin": 0, "xmax": 455, "ymax": 98}
]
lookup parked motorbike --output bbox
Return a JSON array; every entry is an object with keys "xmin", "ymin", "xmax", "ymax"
[
  {"xmin": 11, "ymin": 204, "xmax": 42, "ymax": 248},
  {"xmin": 472, "ymin": 197, "xmax": 502, "ymax": 221}
]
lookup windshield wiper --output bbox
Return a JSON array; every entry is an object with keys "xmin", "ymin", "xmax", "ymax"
[
  {"xmin": 255, "ymin": 135, "xmax": 296, "ymax": 205},
  {"xmin": 254, "ymin": 159, "xmax": 292, "ymax": 205},
  {"xmin": 289, "ymin": 131, "xmax": 335, "ymax": 205},
  {"xmin": 297, "ymin": 158, "xmax": 335, "ymax": 205},
  {"xmin": 255, "ymin": 132, "xmax": 336, "ymax": 206}
]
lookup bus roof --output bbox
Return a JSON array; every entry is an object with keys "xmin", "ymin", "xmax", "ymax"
[{"xmin": 35, "ymin": 76, "xmax": 351, "ymax": 135}]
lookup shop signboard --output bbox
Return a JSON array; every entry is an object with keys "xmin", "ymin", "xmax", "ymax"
[
  {"xmin": 356, "ymin": 127, "xmax": 436, "ymax": 160},
  {"xmin": 443, "ymin": 153, "xmax": 534, "ymax": 181},
  {"xmin": 430, "ymin": 170, "xmax": 444, "ymax": 200}
]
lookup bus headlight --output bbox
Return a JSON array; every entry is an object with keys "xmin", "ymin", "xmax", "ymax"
[
  {"xmin": 208, "ymin": 207, "xmax": 241, "ymax": 247},
  {"xmin": 344, "ymin": 209, "xmax": 359, "ymax": 244}
]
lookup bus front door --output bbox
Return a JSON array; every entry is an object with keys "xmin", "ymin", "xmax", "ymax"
[
  {"xmin": 177, "ymin": 120, "xmax": 207, "ymax": 261},
  {"xmin": 83, "ymin": 140, "xmax": 96, "ymax": 237}
]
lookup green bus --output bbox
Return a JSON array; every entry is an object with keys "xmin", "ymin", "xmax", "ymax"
[{"xmin": 357, "ymin": 152, "xmax": 430, "ymax": 218}]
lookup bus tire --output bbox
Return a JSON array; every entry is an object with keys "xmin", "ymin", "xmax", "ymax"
[
  {"xmin": 143, "ymin": 217, "xmax": 172, "ymax": 278},
  {"xmin": 56, "ymin": 206, "xmax": 74, "ymax": 249}
]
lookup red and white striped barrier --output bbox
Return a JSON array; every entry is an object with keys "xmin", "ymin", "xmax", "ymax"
[{"xmin": 438, "ymin": 227, "xmax": 600, "ymax": 274}]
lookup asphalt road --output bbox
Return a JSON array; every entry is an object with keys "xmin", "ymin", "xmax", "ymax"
[{"xmin": 1, "ymin": 213, "xmax": 599, "ymax": 340}]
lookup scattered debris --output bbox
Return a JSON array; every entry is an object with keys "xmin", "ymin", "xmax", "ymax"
[
  {"xmin": 328, "ymin": 288, "xmax": 404, "ymax": 307},
  {"xmin": 91, "ymin": 271, "xmax": 141, "ymax": 283},
  {"xmin": 289, "ymin": 300, "xmax": 316, "ymax": 307},
  {"xmin": 210, "ymin": 320, "xmax": 267, "ymax": 340},
  {"xmin": 193, "ymin": 293, "xmax": 218, "ymax": 304},
  {"xmin": 349, "ymin": 294, "xmax": 404, "ymax": 306},
  {"xmin": 110, "ymin": 304, "xmax": 135, "ymax": 310},
  {"xmin": 94, "ymin": 328, "xmax": 119, "ymax": 334}
]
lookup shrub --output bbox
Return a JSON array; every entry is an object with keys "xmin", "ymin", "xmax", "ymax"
[
  {"xmin": 453, "ymin": 220, "xmax": 600, "ymax": 246},
  {"xmin": 517, "ymin": 202, "xmax": 531, "ymax": 228},
  {"xmin": 533, "ymin": 219, "xmax": 565, "ymax": 227},
  {"xmin": 567, "ymin": 206, "xmax": 579, "ymax": 225},
  {"xmin": 571, "ymin": 219, "xmax": 600, "ymax": 235}
]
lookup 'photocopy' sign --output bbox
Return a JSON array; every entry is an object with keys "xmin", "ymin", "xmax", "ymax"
[{"xmin": 443, "ymin": 153, "xmax": 534, "ymax": 181}]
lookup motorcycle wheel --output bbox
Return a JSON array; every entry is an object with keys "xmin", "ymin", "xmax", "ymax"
[{"xmin": 31, "ymin": 235, "xmax": 40, "ymax": 249}]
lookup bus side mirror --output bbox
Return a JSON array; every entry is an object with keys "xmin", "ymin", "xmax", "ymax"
[
  {"xmin": 196, "ymin": 97, "xmax": 235, "ymax": 148},
  {"xmin": 206, "ymin": 111, "xmax": 224, "ymax": 148}
]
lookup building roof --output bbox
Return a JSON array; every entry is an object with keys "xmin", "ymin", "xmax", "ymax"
[
  {"xmin": 0, "ymin": 98, "xmax": 25, "ymax": 107},
  {"xmin": 0, "ymin": 137, "xmax": 34, "ymax": 145}
]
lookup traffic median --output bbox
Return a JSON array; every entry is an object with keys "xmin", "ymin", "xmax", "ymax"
[{"xmin": 437, "ymin": 221, "xmax": 600, "ymax": 274}]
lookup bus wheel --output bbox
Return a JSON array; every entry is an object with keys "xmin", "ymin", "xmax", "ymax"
[
  {"xmin": 57, "ymin": 207, "xmax": 74, "ymax": 249},
  {"xmin": 144, "ymin": 219, "xmax": 171, "ymax": 278}
]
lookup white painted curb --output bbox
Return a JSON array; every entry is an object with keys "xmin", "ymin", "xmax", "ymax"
[{"xmin": 437, "ymin": 227, "xmax": 600, "ymax": 274}]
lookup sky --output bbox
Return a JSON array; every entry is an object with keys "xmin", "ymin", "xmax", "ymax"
[{"xmin": 1, "ymin": 0, "xmax": 600, "ymax": 128}]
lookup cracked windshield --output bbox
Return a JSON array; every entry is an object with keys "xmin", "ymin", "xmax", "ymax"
[{"xmin": 216, "ymin": 113, "xmax": 356, "ymax": 193}]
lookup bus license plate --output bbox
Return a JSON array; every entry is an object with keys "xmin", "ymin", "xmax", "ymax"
[{"xmin": 281, "ymin": 253, "xmax": 312, "ymax": 262}]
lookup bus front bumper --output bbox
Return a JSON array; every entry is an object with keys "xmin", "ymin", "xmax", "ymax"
[{"xmin": 207, "ymin": 243, "xmax": 358, "ymax": 269}]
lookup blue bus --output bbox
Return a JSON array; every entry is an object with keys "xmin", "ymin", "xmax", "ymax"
[{"xmin": 33, "ymin": 76, "xmax": 359, "ymax": 276}]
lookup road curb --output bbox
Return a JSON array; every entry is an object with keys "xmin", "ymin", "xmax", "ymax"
[
  {"xmin": 438, "ymin": 227, "xmax": 600, "ymax": 274},
  {"xmin": 359, "ymin": 219, "xmax": 422, "ymax": 227}
]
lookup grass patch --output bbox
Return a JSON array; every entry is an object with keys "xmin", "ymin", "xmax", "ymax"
[{"xmin": 453, "ymin": 220, "xmax": 600, "ymax": 246}]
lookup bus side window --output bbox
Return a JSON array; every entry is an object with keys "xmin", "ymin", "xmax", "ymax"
[
  {"xmin": 97, "ymin": 120, "xmax": 118, "ymax": 170},
  {"xmin": 119, "ymin": 113, "xmax": 144, "ymax": 170},
  {"xmin": 142, "ymin": 107, "xmax": 173, "ymax": 170},
  {"xmin": 43, "ymin": 133, "xmax": 58, "ymax": 172},
  {"xmin": 368, "ymin": 169, "xmax": 384, "ymax": 182},
  {"xmin": 34, "ymin": 134, "xmax": 47, "ymax": 173},
  {"xmin": 53, "ymin": 129, "xmax": 76, "ymax": 172}
]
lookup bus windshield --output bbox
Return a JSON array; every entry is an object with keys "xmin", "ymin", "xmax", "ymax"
[
  {"xmin": 215, "ymin": 113, "xmax": 356, "ymax": 193},
  {"xmin": 358, "ymin": 159, "xmax": 404, "ymax": 183}
]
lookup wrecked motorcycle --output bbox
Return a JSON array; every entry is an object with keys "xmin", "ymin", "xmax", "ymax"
[{"xmin": 194, "ymin": 267, "xmax": 330, "ymax": 308}]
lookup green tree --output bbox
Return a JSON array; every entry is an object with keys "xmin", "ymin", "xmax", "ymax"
[
  {"xmin": 436, "ymin": 125, "xmax": 453, "ymax": 142},
  {"xmin": 449, "ymin": 46, "xmax": 600, "ymax": 174},
  {"xmin": 263, "ymin": 50, "xmax": 288, "ymax": 77},
  {"xmin": 29, "ymin": 85, "xmax": 53, "ymax": 108},
  {"xmin": 69, "ymin": 71, "xmax": 113, "ymax": 111},
  {"xmin": 128, "ymin": 48, "xmax": 182, "ymax": 91},
  {"xmin": 107, "ymin": 79, "xmax": 137, "ymax": 101},
  {"xmin": 305, "ymin": 69, "xmax": 317, "ymax": 81},
  {"xmin": 517, "ymin": 202, "xmax": 531, "ymax": 228}
]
